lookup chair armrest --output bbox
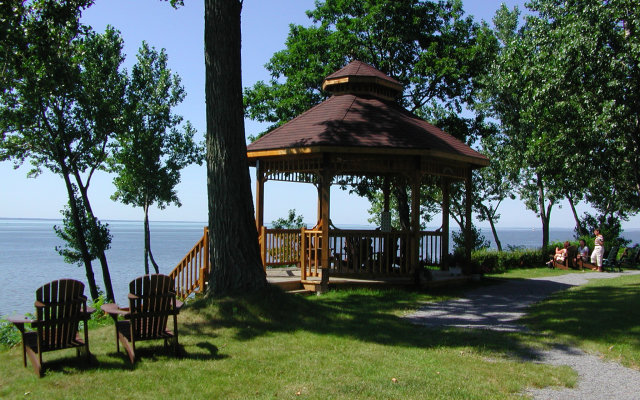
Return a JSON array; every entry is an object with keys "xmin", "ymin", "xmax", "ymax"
[
  {"xmin": 7, "ymin": 315, "xmax": 36, "ymax": 332},
  {"xmin": 81, "ymin": 306, "xmax": 96, "ymax": 318},
  {"xmin": 7, "ymin": 315, "xmax": 36, "ymax": 325},
  {"xmin": 101, "ymin": 303, "xmax": 129, "ymax": 318}
]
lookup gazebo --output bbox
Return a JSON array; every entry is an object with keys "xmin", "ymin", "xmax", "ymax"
[{"xmin": 246, "ymin": 61, "xmax": 489, "ymax": 291}]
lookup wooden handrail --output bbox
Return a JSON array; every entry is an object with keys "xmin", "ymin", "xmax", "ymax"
[
  {"xmin": 169, "ymin": 227, "xmax": 209, "ymax": 298},
  {"xmin": 169, "ymin": 227, "xmax": 443, "ymax": 297},
  {"xmin": 262, "ymin": 228, "xmax": 301, "ymax": 269},
  {"xmin": 301, "ymin": 228, "xmax": 322, "ymax": 280}
]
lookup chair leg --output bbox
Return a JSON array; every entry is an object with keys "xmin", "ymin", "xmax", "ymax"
[
  {"xmin": 21, "ymin": 338, "xmax": 27, "ymax": 368},
  {"xmin": 24, "ymin": 346, "xmax": 41, "ymax": 377},
  {"xmin": 117, "ymin": 332, "xmax": 135, "ymax": 364},
  {"xmin": 115, "ymin": 327, "xmax": 120, "ymax": 353}
]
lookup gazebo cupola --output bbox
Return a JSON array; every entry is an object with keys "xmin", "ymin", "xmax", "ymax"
[{"xmin": 321, "ymin": 61, "xmax": 403, "ymax": 101}]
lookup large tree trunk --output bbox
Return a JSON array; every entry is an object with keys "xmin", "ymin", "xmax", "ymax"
[
  {"xmin": 392, "ymin": 178, "xmax": 411, "ymax": 231},
  {"xmin": 204, "ymin": 0, "xmax": 267, "ymax": 295}
]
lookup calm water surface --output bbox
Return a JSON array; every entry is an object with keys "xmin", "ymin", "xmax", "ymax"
[
  {"xmin": 0, "ymin": 219, "xmax": 205, "ymax": 316},
  {"xmin": 1, "ymin": 218, "xmax": 639, "ymax": 316}
]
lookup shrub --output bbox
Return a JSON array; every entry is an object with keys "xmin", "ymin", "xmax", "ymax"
[
  {"xmin": 471, "ymin": 247, "xmax": 547, "ymax": 274},
  {"xmin": 0, "ymin": 317, "xmax": 22, "ymax": 348}
]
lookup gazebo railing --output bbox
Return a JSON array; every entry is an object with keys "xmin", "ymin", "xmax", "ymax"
[
  {"xmin": 300, "ymin": 228, "xmax": 322, "ymax": 280},
  {"xmin": 169, "ymin": 227, "xmax": 209, "ymax": 298},
  {"xmin": 417, "ymin": 230, "xmax": 443, "ymax": 266},
  {"xmin": 265, "ymin": 227, "xmax": 443, "ymax": 279},
  {"xmin": 259, "ymin": 227, "xmax": 301, "ymax": 268},
  {"xmin": 328, "ymin": 230, "xmax": 411, "ymax": 276}
]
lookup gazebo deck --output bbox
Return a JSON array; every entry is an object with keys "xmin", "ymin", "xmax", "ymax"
[{"xmin": 266, "ymin": 267, "xmax": 471, "ymax": 293}]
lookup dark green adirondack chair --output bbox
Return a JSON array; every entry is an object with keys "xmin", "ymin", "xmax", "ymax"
[{"xmin": 602, "ymin": 246, "xmax": 621, "ymax": 272}]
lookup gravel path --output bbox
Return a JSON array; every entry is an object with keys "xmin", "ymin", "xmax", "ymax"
[{"xmin": 406, "ymin": 270, "xmax": 640, "ymax": 399}]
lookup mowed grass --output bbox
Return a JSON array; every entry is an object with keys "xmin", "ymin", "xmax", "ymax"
[
  {"xmin": 486, "ymin": 267, "xmax": 586, "ymax": 280},
  {"xmin": 2, "ymin": 272, "xmax": 616, "ymax": 400},
  {"xmin": 521, "ymin": 273, "xmax": 640, "ymax": 370}
]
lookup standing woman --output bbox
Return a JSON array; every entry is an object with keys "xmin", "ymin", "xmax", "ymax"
[{"xmin": 590, "ymin": 229, "xmax": 605, "ymax": 272}]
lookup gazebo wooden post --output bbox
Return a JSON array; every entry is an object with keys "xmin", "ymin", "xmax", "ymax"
[
  {"xmin": 464, "ymin": 167, "xmax": 473, "ymax": 274},
  {"xmin": 441, "ymin": 177, "xmax": 450, "ymax": 269},
  {"xmin": 383, "ymin": 177, "xmax": 390, "ymax": 213},
  {"xmin": 255, "ymin": 160, "xmax": 265, "ymax": 231},
  {"xmin": 410, "ymin": 171, "xmax": 421, "ymax": 281},
  {"xmin": 319, "ymin": 167, "xmax": 333, "ymax": 292}
]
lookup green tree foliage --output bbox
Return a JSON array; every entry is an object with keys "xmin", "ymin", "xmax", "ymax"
[
  {"xmin": 472, "ymin": 134, "xmax": 516, "ymax": 251},
  {"xmin": 54, "ymin": 185, "xmax": 112, "ymax": 266},
  {"xmin": 0, "ymin": 1, "xmax": 124, "ymax": 301},
  {"xmin": 482, "ymin": 1, "xmax": 640, "ymax": 248},
  {"xmin": 271, "ymin": 209, "xmax": 306, "ymax": 230},
  {"xmin": 111, "ymin": 42, "xmax": 203, "ymax": 275},
  {"xmin": 244, "ymin": 0, "xmax": 500, "ymax": 232},
  {"xmin": 245, "ymin": 0, "xmax": 496, "ymax": 135},
  {"xmin": 452, "ymin": 225, "xmax": 489, "ymax": 256}
]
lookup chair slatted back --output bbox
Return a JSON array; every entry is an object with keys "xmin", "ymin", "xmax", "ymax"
[
  {"xmin": 566, "ymin": 246, "xmax": 578, "ymax": 268},
  {"xmin": 606, "ymin": 246, "xmax": 620, "ymax": 262},
  {"xmin": 128, "ymin": 274, "xmax": 176, "ymax": 341},
  {"xmin": 34, "ymin": 279, "xmax": 86, "ymax": 350}
]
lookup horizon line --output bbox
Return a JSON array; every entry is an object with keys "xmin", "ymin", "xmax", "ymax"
[{"xmin": 2, "ymin": 217, "xmax": 639, "ymax": 231}]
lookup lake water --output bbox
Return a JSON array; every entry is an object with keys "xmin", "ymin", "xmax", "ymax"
[{"xmin": 2, "ymin": 218, "xmax": 640, "ymax": 316}]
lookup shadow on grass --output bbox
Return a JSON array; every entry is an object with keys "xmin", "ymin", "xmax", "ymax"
[
  {"xmin": 33, "ymin": 353, "xmax": 125, "ymax": 376},
  {"xmin": 181, "ymin": 282, "xmax": 556, "ymax": 363},
  {"xmin": 522, "ymin": 282, "xmax": 640, "ymax": 348}
]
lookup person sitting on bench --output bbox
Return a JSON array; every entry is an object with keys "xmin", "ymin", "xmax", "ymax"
[
  {"xmin": 576, "ymin": 239, "xmax": 589, "ymax": 264},
  {"xmin": 547, "ymin": 241, "xmax": 570, "ymax": 267}
]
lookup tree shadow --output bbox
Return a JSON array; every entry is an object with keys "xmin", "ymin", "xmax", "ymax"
[
  {"xmin": 522, "ymin": 283, "xmax": 640, "ymax": 348},
  {"xmin": 181, "ymin": 282, "xmax": 568, "ymax": 363}
]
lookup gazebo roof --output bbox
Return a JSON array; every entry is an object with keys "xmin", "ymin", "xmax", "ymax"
[{"xmin": 247, "ymin": 61, "xmax": 489, "ymax": 168}]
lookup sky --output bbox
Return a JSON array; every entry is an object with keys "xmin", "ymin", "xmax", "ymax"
[{"xmin": 2, "ymin": 0, "xmax": 639, "ymax": 230}]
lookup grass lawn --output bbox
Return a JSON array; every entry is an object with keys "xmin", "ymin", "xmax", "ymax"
[
  {"xmin": 521, "ymin": 273, "xmax": 640, "ymax": 370},
  {"xmin": 2, "ymin": 269, "xmax": 637, "ymax": 399},
  {"xmin": 486, "ymin": 267, "xmax": 585, "ymax": 280}
]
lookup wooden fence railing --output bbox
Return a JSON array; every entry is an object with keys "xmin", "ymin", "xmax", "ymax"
[
  {"xmin": 170, "ymin": 226, "xmax": 443, "ymax": 297},
  {"xmin": 417, "ymin": 230, "xmax": 443, "ymax": 266},
  {"xmin": 328, "ymin": 229, "xmax": 442, "ymax": 276},
  {"xmin": 300, "ymin": 228, "xmax": 322, "ymax": 280},
  {"xmin": 328, "ymin": 230, "xmax": 409, "ymax": 276},
  {"xmin": 259, "ymin": 227, "xmax": 301, "ymax": 268},
  {"xmin": 169, "ymin": 227, "xmax": 209, "ymax": 298}
]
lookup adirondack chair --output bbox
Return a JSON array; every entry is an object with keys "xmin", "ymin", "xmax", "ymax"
[
  {"xmin": 8, "ymin": 279, "xmax": 94, "ymax": 377},
  {"xmin": 619, "ymin": 246, "xmax": 640, "ymax": 269},
  {"xmin": 102, "ymin": 274, "xmax": 182, "ymax": 363},
  {"xmin": 601, "ymin": 246, "xmax": 621, "ymax": 272}
]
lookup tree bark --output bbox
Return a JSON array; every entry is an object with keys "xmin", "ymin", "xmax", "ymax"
[
  {"xmin": 566, "ymin": 195, "xmax": 584, "ymax": 237},
  {"xmin": 480, "ymin": 204, "xmax": 502, "ymax": 252},
  {"xmin": 536, "ymin": 173, "xmax": 551, "ymax": 250},
  {"xmin": 73, "ymin": 176, "xmax": 115, "ymax": 301},
  {"xmin": 144, "ymin": 204, "xmax": 160, "ymax": 274},
  {"xmin": 204, "ymin": 0, "xmax": 267, "ymax": 295},
  {"xmin": 59, "ymin": 163, "xmax": 100, "ymax": 301},
  {"xmin": 392, "ymin": 178, "xmax": 411, "ymax": 231}
]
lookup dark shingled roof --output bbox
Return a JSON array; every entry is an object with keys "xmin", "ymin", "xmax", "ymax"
[
  {"xmin": 325, "ymin": 60, "xmax": 401, "ymax": 86},
  {"xmin": 247, "ymin": 61, "xmax": 488, "ymax": 166}
]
